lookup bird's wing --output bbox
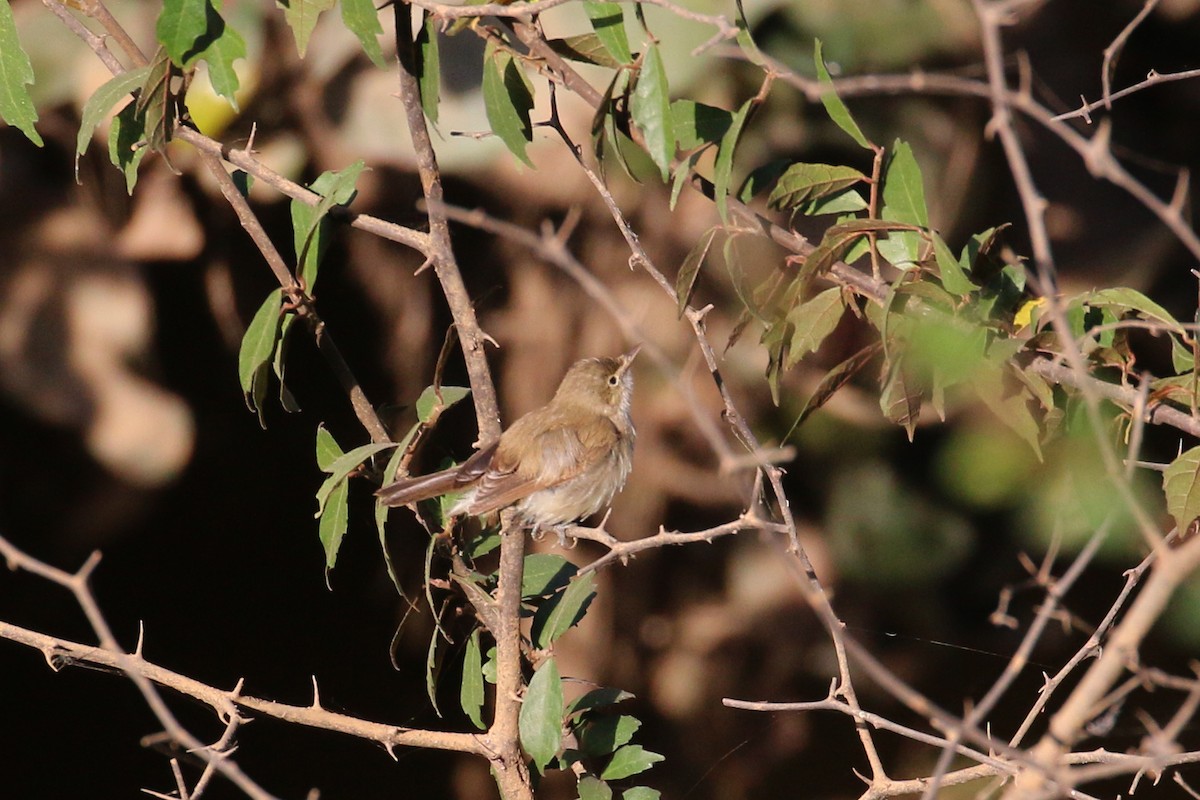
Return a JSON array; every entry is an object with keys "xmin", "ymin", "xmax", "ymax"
[{"xmin": 466, "ymin": 421, "xmax": 597, "ymax": 516}]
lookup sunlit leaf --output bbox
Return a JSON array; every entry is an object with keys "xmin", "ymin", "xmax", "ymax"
[
  {"xmin": 522, "ymin": 553, "xmax": 577, "ymax": 598},
  {"xmin": 578, "ymin": 714, "xmax": 640, "ymax": 757},
  {"xmin": 813, "ymin": 39, "xmax": 870, "ymax": 150},
  {"xmin": 315, "ymin": 474, "xmax": 350, "ymax": 575},
  {"xmin": 583, "ymin": 0, "xmax": 632, "ymax": 64},
  {"xmin": 676, "ymin": 227, "xmax": 718, "ymax": 316},
  {"xmin": 578, "ymin": 777, "xmax": 613, "ymax": 800},
  {"xmin": 630, "ymin": 43, "xmax": 674, "ymax": 181},
  {"xmin": 415, "ymin": 385, "xmax": 471, "ymax": 422},
  {"xmin": 415, "ymin": 11, "xmax": 440, "ymax": 122},
  {"xmin": 342, "ymin": 0, "xmax": 385, "ymax": 67},
  {"xmin": 191, "ymin": 0, "xmax": 246, "ymax": 106},
  {"xmin": 714, "ymin": 99, "xmax": 752, "ymax": 223},
  {"xmin": 520, "ymin": 658, "xmax": 564, "ymax": 772},
  {"xmin": 566, "ymin": 687, "xmax": 635, "ymax": 718},
  {"xmin": 670, "ymin": 99, "xmax": 732, "ymax": 152},
  {"xmin": 157, "ymin": 0, "xmax": 209, "ymax": 65},
  {"xmin": 532, "ymin": 571, "xmax": 597, "ymax": 648},
  {"xmin": 1164, "ymin": 445, "xmax": 1200, "ymax": 531},
  {"xmin": 601, "ymin": 745, "xmax": 664, "ymax": 781},
  {"xmin": 76, "ymin": 67, "xmax": 150, "ymax": 180},
  {"xmin": 292, "ymin": 160, "xmax": 367, "ymax": 290},
  {"xmin": 767, "ymin": 163, "xmax": 866, "ymax": 211},
  {"xmin": 314, "ymin": 441, "xmax": 395, "ymax": 516},
  {"xmin": 879, "ymin": 140, "xmax": 928, "ymax": 267},
  {"xmin": 737, "ymin": 158, "xmax": 790, "ymax": 202},
  {"xmin": 547, "ymin": 34, "xmax": 624, "ymax": 68},
  {"xmin": 1081, "ymin": 287, "xmax": 1183, "ymax": 330},
  {"xmin": 0, "ymin": 0, "xmax": 40, "ymax": 145},
  {"xmin": 136, "ymin": 47, "xmax": 176, "ymax": 153},
  {"xmin": 931, "ymin": 231, "xmax": 979, "ymax": 295},
  {"xmin": 279, "ymin": 0, "xmax": 335, "ymax": 57},
  {"xmin": 460, "ymin": 628, "xmax": 486, "ymax": 730},
  {"xmin": 238, "ymin": 288, "xmax": 284, "ymax": 427},
  {"xmin": 483, "ymin": 40, "xmax": 535, "ymax": 167},
  {"xmin": 623, "ymin": 789, "xmax": 661, "ymax": 800},
  {"xmin": 785, "ymin": 287, "xmax": 845, "ymax": 368},
  {"xmin": 108, "ymin": 101, "xmax": 148, "ymax": 194},
  {"xmin": 314, "ymin": 425, "xmax": 344, "ymax": 475}
]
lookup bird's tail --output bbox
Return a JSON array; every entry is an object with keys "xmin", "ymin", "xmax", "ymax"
[{"xmin": 375, "ymin": 468, "xmax": 463, "ymax": 507}]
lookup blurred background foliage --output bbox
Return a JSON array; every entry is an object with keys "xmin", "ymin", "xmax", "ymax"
[{"xmin": 3, "ymin": 0, "xmax": 1200, "ymax": 797}]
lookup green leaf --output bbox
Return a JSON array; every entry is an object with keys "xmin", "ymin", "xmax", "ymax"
[
  {"xmin": 799, "ymin": 187, "xmax": 868, "ymax": 216},
  {"xmin": 318, "ymin": 477, "xmax": 350, "ymax": 570},
  {"xmin": 578, "ymin": 776, "xmax": 614, "ymax": 800},
  {"xmin": 157, "ymin": 0, "xmax": 208, "ymax": 65},
  {"xmin": 292, "ymin": 160, "xmax": 367, "ymax": 290},
  {"xmin": 669, "ymin": 150, "xmax": 700, "ymax": 211},
  {"xmin": 136, "ymin": 47, "xmax": 176, "ymax": 154},
  {"xmin": 375, "ymin": 421, "xmax": 420, "ymax": 595},
  {"xmin": 879, "ymin": 140, "xmax": 929, "ymax": 266},
  {"xmin": 415, "ymin": 385, "xmax": 472, "ymax": 423},
  {"xmin": 0, "ymin": 0, "xmax": 41, "ymax": 146},
  {"xmin": 931, "ymin": 231, "xmax": 979, "ymax": 295},
  {"xmin": 630, "ymin": 43, "xmax": 674, "ymax": 182},
  {"xmin": 1163, "ymin": 445, "xmax": 1200, "ymax": 531},
  {"xmin": 191, "ymin": 1, "xmax": 246, "ymax": 106},
  {"xmin": 108, "ymin": 100, "xmax": 148, "ymax": 194},
  {"xmin": 272, "ymin": 314, "xmax": 300, "ymax": 412},
  {"xmin": 735, "ymin": 158, "xmax": 789, "ymax": 203},
  {"xmin": 566, "ymin": 687, "xmax": 635, "ymax": 718},
  {"xmin": 547, "ymin": 34, "xmax": 624, "ymax": 69},
  {"xmin": 1082, "ymin": 287, "xmax": 1183, "ymax": 330},
  {"xmin": 314, "ymin": 441, "xmax": 396, "ymax": 516},
  {"xmin": 520, "ymin": 658, "xmax": 564, "ymax": 772},
  {"xmin": 767, "ymin": 163, "xmax": 866, "ymax": 211},
  {"xmin": 279, "ymin": 0, "xmax": 335, "ymax": 57},
  {"xmin": 622, "ymin": 789, "xmax": 661, "ymax": 800},
  {"xmin": 341, "ymin": 0, "xmax": 385, "ymax": 67},
  {"xmin": 670, "ymin": 100, "xmax": 732, "ymax": 152},
  {"xmin": 315, "ymin": 424, "xmax": 343, "ymax": 472},
  {"xmin": 532, "ymin": 571, "xmax": 597, "ymax": 648},
  {"xmin": 676, "ymin": 227, "xmax": 717, "ymax": 316},
  {"xmin": 714, "ymin": 99, "xmax": 752, "ymax": 223},
  {"xmin": 785, "ymin": 287, "xmax": 845, "ymax": 368},
  {"xmin": 601, "ymin": 745, "xmax": 664, "ymax": 781},
  {"xmin": 880, "ymin": 360, "xmax": 922, "ymax": 441},
  {"xmin": 731, "ymin": 0, "xmax": 765, "ymax": 67},
  {"xmin": 972, "ymin": 364, "xmax": 1042, "ymax": 460},
  {"xmin": 425, "ymin": 605, "xmax": 444, "ymax": 716},
  {"xmin": 578, "ymin": 714, "xmax": 640, "ymax": 757},
  {"xmin": 76, "ymin": 67, "xmax": 151, "ymax": 181},
  {"xmin": 483, "ymin": 40, "xmax": 535, "ymax": 167},
  {"xmin": 415, "ymin": 11, "xmax": 440, "ymax": 123},
  {"xmin": 522, "ymin": 553, "xmax": 577, "ymax": 598},
  {"xmin": 813, "ymin": 39, "xmax": 870, "ymax": 150},
  {"xmin": 583, "ymin": 0, "xmax": 632, "ymax": 64},
  {"xmin": 460, "ymin": 628, "xmax": 486, "ymax": 730},
  {"xmin": 238, "ymin": 288, "xmax": 284, "ymax": 427},
  {"xmin": 784, "ymin": 341, "xmax": 883, "ymax": 441}
]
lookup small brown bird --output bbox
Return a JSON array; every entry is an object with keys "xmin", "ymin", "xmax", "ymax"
[{"xmin": 377, "ymin": 347, "xmax": 640, "ymax": 529}]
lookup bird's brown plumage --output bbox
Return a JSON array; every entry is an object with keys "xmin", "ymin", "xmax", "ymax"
[{"xmin": 376, "ymin": 348, "xmax": 639, "ymax": 527}]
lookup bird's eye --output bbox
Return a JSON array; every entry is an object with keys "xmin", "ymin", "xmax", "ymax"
[{"xmin": 608, "ymin": 375, "xmax": 619, "ymax": 386}]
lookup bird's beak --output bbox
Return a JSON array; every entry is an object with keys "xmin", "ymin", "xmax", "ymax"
[{"xmin": 619, "ymin": 344, "xmax": 642, "ymax": 371}]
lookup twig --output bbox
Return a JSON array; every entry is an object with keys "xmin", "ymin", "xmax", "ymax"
[
  {"xmin": 0, "ymin": 536, "xmax": 280, "ymax": 800},
  {"xmin": 1056, "ymin": 66, "xmax": 1200, "ymax": 122},
  {"xmin": 1101, "ymin": 0, "xmax": 1161, "ymax": 111}
]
